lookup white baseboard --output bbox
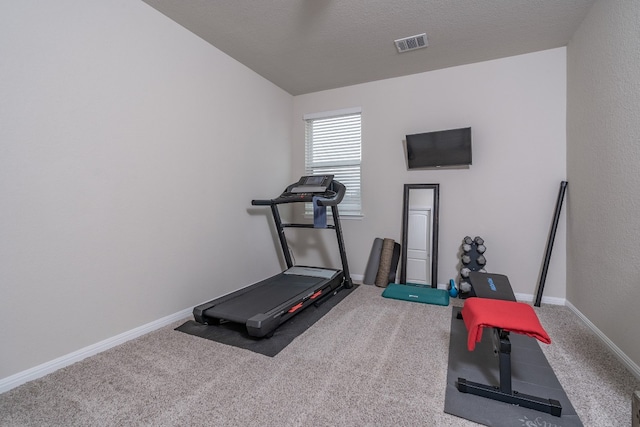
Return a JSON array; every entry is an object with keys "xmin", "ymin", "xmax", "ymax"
[
  {"xmin": 350, "ymin": 273, "xmax": 364, "ymax": 283},
  {"xmin": 514, "ymin": 292, "xmax": 566, "ymax": 306},
  {"xmin": 0, "ymin": 308, "xmax": 192, "ymax": 395},
  {"xmin": 515, "ymin": 293, "xmax": 639, "ymax": 380},
  {"xmin": 2, "ymin": 273, "xmax": 365, "ymax": 395},
  {"xmin": 564, "ymin": 300, "xmax": 640, "ymax": 381}
]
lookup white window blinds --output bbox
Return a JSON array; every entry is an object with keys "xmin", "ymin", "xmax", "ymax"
[{"xmin": 304, "ymin": 108, "xmax": 362, "ymax": 216}]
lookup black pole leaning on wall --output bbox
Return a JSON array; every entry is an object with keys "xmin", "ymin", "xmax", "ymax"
[{"xmin": 534, "ymin": 181, "xmax": 568, "ymax": 307}]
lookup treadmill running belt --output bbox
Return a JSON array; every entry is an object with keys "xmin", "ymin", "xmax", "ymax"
[{"xmin": 206, "ymin": 273, "xmax": 326, "ymax": 321}]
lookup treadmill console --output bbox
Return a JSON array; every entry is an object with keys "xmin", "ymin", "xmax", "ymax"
[
  {"xmin": 252, "ymin": 174, "xmax": 344, "ymax": 206},
  {"xmin": 290, "ymin": 175, "xmax": 334, "ymax": 193}
]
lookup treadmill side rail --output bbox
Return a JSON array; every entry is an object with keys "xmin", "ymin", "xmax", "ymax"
[
  {"xmin": 193, "ymin": 302, "xmax": 216, "ymax": 324},
  {"xmin": 246, "ymin": 312, "xmax": 280, "ymax": 338}
]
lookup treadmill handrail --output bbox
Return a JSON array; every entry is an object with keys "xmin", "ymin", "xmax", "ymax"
[
  {"xmin": 250, "ymin": 177, "xmax": 353, "ymax": 288},
  {"xmin": 251, "ymin": 180, "xmax": 346, "ymax": 207}
]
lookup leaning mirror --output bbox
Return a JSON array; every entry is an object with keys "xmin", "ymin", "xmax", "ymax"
[{"xmin": 400, "ymin": 184, "xmax": 439, "ymax": 287}]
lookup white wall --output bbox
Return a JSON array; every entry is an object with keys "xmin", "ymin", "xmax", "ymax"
[
  {"xmin": 0, "ymin": 0, "xmax": 292, "ymax": 379},
  {"xmin": 567, "ymin": 0, "xmax": 640, "ymax": 370},
  {"xmin": 292, "ymin": 48, "xmax": 567, "ymax": 298}
]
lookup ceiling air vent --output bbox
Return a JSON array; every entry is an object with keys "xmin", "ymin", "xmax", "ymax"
[{"xmin": 394, "ymin": 33, "xmax": 428, "ymax": 53}]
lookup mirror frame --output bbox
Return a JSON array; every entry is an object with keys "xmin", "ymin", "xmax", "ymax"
[{"xmin": 400, "ymin": 183, "xmax": 440, "ymax": 287}]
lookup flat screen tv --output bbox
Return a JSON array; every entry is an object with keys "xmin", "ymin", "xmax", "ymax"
[{"xmin": 405, "ymin": 127, "xmax": 472, "ymax": 169}]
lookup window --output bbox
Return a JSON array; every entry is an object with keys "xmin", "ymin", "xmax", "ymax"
[{"xmin": 304, "ymin": 107, "xmax": 362, "ymax": 216}]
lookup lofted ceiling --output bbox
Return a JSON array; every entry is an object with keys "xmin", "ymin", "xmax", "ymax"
[{"xmin": 141, "ymin": 0, "xmax": 595, "ymax": 96}]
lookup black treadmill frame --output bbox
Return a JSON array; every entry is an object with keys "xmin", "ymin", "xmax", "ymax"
[{"xmin": 193, "ymin": 178, "xmax": 353, "ymax": 338}]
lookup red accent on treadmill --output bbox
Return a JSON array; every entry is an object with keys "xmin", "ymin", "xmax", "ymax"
[
  {"xmin": 310, "ymin": 290, "xmax": 323, "ymax": 299},
  {"xmin": 288, "ymin": 302, "xmax": 304, "ymax": 313}
]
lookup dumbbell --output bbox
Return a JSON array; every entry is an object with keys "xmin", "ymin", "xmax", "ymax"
[
  {"xmin": 477, "ymin": 244, "xmax": 486, "ymax": 254},
  {"xmin": 474, "ymin": 236, "xmax": 484, "ymax": 245},
  {"xmin": 460, "ymin": 267, "xmax": 471, "ymax": 278},
  {"xmin": 477, "ymin": 255, "xmax": 486, "ymax": 266},
  {"xmin": 463, "ymin": 236, "xmax": 473, "ymax": 245},
  {"xmin": 459, "ymin": 281, "xmax": 472, "ymax": 293},
  {"xmin": 461, "ymin": 255, "xmax": 471, "ymax": 265},
  {"xmin": 462, "ymin": 243, "xmax": 472, "ymax": 253}
]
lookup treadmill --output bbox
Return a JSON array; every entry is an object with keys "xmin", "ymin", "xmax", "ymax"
[{"xmin": 193, "ymin": 175, "xmax": 353, "ymax": 338}]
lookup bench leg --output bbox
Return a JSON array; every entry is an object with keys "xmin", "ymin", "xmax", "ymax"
[
  {"xmin": 457, "ymin": 377, "xmax": 562, "ymax": 417},
  {"xmin": 457, "ymin": 329, "xmax": 562, "ymax": 417}
]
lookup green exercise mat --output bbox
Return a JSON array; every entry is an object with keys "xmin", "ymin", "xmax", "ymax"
[{"xmin": 382, "ymin": 283, "xmax": 449, "ymax": 306}]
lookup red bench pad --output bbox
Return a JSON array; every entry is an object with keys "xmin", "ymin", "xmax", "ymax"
[{"xmin": 461, "ymin": 297, "xmax": 551, "ymax": 351}]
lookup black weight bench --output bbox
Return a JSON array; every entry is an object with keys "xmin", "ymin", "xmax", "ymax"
[{"xmin": 456, "ymin": 272, "xmax": 562, "ymax": 417}]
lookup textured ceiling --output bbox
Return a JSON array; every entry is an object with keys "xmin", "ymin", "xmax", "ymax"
[{"xmin": 141, "ymin": 0, "xmax": 595, "ymax": 95}]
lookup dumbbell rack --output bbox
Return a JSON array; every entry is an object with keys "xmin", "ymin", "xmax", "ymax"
[{"xmin": 458, "ymin": 236, "xmax": 486, "ymax": 298}]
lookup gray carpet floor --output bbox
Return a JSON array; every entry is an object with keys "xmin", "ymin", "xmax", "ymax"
[{"xmin": 1, "ymin": 285, "xmax": 638, "ymax": 426}]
